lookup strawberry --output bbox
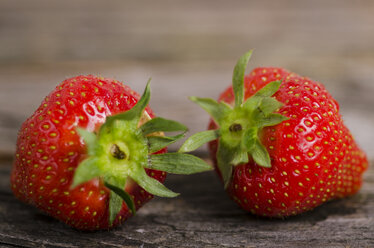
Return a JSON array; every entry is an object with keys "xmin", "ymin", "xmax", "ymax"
[
  {"xmin": 180, "ymin": 51, "xmax": 368, "ymax": 217},
  {"xmin": 11, "ymin": 75, "xmax": 211, "ymax": 230}
]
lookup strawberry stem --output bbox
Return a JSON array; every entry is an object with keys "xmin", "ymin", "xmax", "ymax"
[
  {"xmin": 110, "ymin": 144, "xmax": 127, "ymax": 160},
  {"xmin": 229, "ymin": 123, "xmax": 243, "ymax": 132}
]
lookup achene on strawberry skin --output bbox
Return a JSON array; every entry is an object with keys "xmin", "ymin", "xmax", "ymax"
[
  {"xmin": 180, "ymin": 51, "xmax": 368, "ymax": 217},
  {"xmin": 11, "ymin": 75, "xmax": 211, "ymax": 230}
]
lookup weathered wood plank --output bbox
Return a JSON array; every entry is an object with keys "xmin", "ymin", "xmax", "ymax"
[{"xmin": 0, "ymin": 159, "xmax": 373, "ymax": 247}]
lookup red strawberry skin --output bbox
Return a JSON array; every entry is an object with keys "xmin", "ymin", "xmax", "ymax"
[
  {"xmin": 11, "ymin": 75, "xmax": 166, "ymax": 230},
  {"xmin": 209, "ymin": 68, "xmax": 368, "ymax": 217}
]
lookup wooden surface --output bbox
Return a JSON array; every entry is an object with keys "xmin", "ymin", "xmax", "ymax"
[
  {"xmin": 1, "ymin": 0, "xmax": 374, "ymax": 247},
  {"xmin": 0, "ymin": 159, "xmax": 374, "ymax": 248}
]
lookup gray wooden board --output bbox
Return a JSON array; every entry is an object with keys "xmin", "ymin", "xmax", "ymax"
[{"xmin": 0, "ymin": 159, "xmax": 373, "ymax": 248}]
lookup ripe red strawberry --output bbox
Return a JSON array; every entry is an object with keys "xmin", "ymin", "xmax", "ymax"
[
  {"xmin": 11, "ymin": 75, "xmax": 210, "ymax": 230},
  {"xmin": 180, "ymin": 51, "xmax": 368, "ymax": 217}
]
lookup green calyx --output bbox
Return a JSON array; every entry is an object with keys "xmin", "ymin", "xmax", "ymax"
[
  {"xmin": 71, "ymin": 80, "xmax": 212, "ymax": 226},
  {"xmin": 180, "ymin": 50, "xmax": 288, "ymax": 188}
]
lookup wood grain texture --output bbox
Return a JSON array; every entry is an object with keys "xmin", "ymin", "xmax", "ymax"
[{"xmin": 0, "ymin": 159, "xmax": 373, "ymax": 248}]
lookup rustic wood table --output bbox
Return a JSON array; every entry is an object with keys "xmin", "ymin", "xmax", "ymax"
[
  {"xmin": 0, "ymin": 158, "xmax": 373, "ymax": 248},
  {"xmin": 1, "ymin": 0, "xmax": 374, "ymax": 247}
]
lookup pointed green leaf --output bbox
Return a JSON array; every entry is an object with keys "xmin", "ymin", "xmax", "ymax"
[
  {"xmin": 147, "ymin": 133, "xmax": 185, "ymax": 153},
  {"xmin": 230, "ymin": 148, "xmax": 249, "ymax": 165},
  {"xmin": 242, "ymin": 95, "xmax": 262, "ymax": 112},
  {"xmin": 104, "ymin": 181, "xmax": 136, "ymax": 217},
  {"xmin": 149, "ymin": 153, "xmax": 212, "ymax": 174},
  {"xmin": 71, "ymin": 158, "xmax": 101, "ymax": 189},
  {"xmin": 253, "ymin": 80, "xmax": 282, "ymax": 97},
  {"xmin": 216, "ymin": 140, "xmax": 236, "ymax": 188},
  {"xmin": 104, "ymin": 177, "xmax": 127, "ymax": 225},
  {"xmin": 250, "ymin": 140, "xmax": 271, "ymax": 168},
  {"xmin": 242, "ymin": 127, "xmax": 271, "ymax": 168},
  {"xmin": 105, "ymin": 80, "xmax": 151, "ymax": 125},
  {"xmin": 109, "ymin": 188, "xmax": 122, "ymax": 225},
  {"xmin": 178, "ymin": 130, "xmax": 219, "ymax": 153},
  {"xmin": 131, "ymin": 168, "xmax": 179, "ymax": 197},
  {"xmin": 189, "ymin": 97, "xmax": 230, "ymax": 123},
  {"xmin": 109, "ymin": 191, "xmax": 122, "ymax": 225},
  {"xmin": 127, "ymin": 79, "xmax": 151, "ymax": 118},
  {"xmin": 243, "ymin": 81, "xmax": 283, "ymax": 113},
  {"xmin": 258, "ymin": 97, "xmax": 283, "ymax": 115},
  {"xmin": 259, "ymin": 113, "xmax": 289, "ymax": 127},
  {"xmin": 76, "ymin": 128, "xmax": 98, "ymax": 156},
  {"xmin": 242, "ymin": 127, "xmax": 258, "ymax": 151},
  {"xmin": 104, "ymin": 109, "xmax": 136, "ymax": 128},
  {"xmin": 233, "ymin": 50, "xmax": 253, "ymax": 107},
  {"xmin": 141, "ymin": 117, "xmax": 187, "ymax": 135}
]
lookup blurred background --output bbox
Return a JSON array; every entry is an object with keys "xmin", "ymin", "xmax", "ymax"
[{"xmin": 1, "ymin": 0, "xmax": 374, "ymax": 159}]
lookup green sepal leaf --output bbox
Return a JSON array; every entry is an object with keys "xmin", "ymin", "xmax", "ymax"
[
  {"xmin": 243, "ymin": 80, "xmax": 283, "ymax": 114},
  {"xmin": 149, "ymin": 153, "xmax": 212, "ymax": 175},
  {"xmin": 140, "ymin": 117, "xmax": 187, "ymax": 135},
  {"xmin": 104, "ymin": 181, "xmax": 136, "ymax": 218},
  {"xmin": 258, "ymin": 97, "xmax": 283, "ymax": 115},
  {"xmin": 189, "ymin": 97, "xmax": 231, "ymax": 123},
  {"xmin": 178, "ymin": 130, "xmax": 219, "ymax": 153},
  {"xmin": 216, "ymin": 141, "xmax": 235, "ymax": 188},
  {"xmin": 70, "ymin": 158, "xmax": 101, "ymax": 189},
  {"xmin": 233, "ymin": 50, "xmax": 253, "ymax": 107},
  {"xmin": 259, "ymin": 113, "xmax": 289, "ymax": 127},
  {"xmin": 253, "ymin": 80, "xmax": 282, "ymax": 97},
  {"xmin": 242, "ymin": 127, "xmax": 258, "ymax": 151},
  {"xmin": 230, "ymin": 147, "xmax": 249, "ymax": 166},
  {"xmin": 147, "ymin": 133, "xmax": 185, "ymax": 153},
  {"xmin": 242, "ymin": 79, "xmax": 288, "ymax": 128},
  {"xmin": 125, "ymin": 79, "xmax": 151, "ymax": 119},
  {"xmin": 250, "ymin": 140, "xmax": 271, "ymax": 168},
  {"xmin": 131, "ymin": 168, "xmax": 179, "ymax": 198},
  {"xmin": 242, "ymin": 127, "xmax": 271, "ymax": 168},
  {"xmin": 76, "ymin": 128, "xmax": 98, "ymax": 156},
  {"xmin": 242, "ymin": 95, "xmax": 262, "ymax": 112},
  {"xmin": 104, "ymin": 177, "xmax": 127, "ymax": 225},
  {"xmin": 109, "ymin": 191, "xmax": 122, "ymax": 226},
  {"xmin": 105, "ymin": 79, "xmax": 151, "ymax": 126}
]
